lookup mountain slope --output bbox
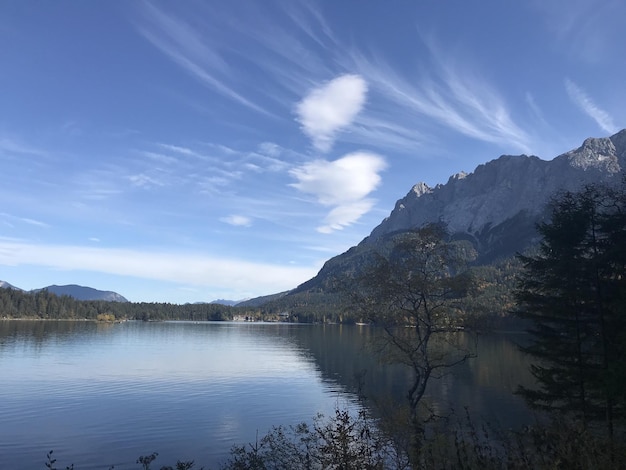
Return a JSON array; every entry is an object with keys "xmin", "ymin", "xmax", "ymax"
[
  {"xmin": 41, "ymin": 285, "xmax": 128, "ymax": 302},
  {"xmin": 366, "ymin": 129, "xmax": 626, "ymax": 259},
  {"xmin": 0, "ymin": 280, "xmax": 22, "ymax": 290},
  {"xmin": 290, "ymin": 129, "xmax": 626, "ymax": 297}
]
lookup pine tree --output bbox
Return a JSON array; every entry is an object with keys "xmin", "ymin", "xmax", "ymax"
[{"xmin": 516, "ymin": 182, "xmax": 626, "ymax": 437}]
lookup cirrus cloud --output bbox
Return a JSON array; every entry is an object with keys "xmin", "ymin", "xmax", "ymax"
[
  {"xmin": 564, "ymin": 78, "xmax": 617, "ymax": 134},
  {"xmin": 290, "ymin": 151, "xmax": 386, "ymax": 233},
  {"xmin": 296, "ymin": 74, "xmax": 368, "ymax": 152}
]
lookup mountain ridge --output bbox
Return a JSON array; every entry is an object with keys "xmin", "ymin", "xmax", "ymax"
[
  {"xmin": 2, "ymin": 130, "xmax": 624, "ymax": 308},
  {"xmin": 0, "ymin": 281, "xmax": 128, "ymax": 302},
  {"xmin": 288, "ymin": 129, "xmax": 626, "ymax": 298},
  {"xmin": 40, "ymin": 285, "xmax": 129, "ymax": 302},
  {"xmin": 366, "ymin": 129, "xmax": 626, "ymax": 248},
  {"xmin": 0, "ymin": 280, "xmax": 22, "ymax": 291}
]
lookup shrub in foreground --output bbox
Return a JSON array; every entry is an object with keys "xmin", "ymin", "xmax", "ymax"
[{"xmin": 42, "ymin": 408, "xmax": 625, "ymax": 469}]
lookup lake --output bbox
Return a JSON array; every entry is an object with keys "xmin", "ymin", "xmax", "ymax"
[{"xmin": 0, "ymin": 320, "xmax": 535, "ymax": 469}]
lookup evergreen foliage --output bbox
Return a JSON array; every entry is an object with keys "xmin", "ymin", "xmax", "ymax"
[
  {"xmin": 515, "ymin": 182, "xmax": 626, "ymax": 437},
  {"xmin": 0, "ymin": 287, "xmax": 256, "ymax": 322}
]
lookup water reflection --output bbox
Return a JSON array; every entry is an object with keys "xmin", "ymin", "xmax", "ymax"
[
  {"xmin": 283, "ymin": 325, "xmax": 536, "ymax": 429},
  {"xmin": 0, "ymin": 320, "xmax": 535, "ymax": 469}
]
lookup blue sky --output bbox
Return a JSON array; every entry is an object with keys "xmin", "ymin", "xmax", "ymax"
[{"xmin": 1, "ymin": 0, "xmax": 624, "ymax": 303}]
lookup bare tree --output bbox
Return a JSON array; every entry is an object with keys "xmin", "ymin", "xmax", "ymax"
[{"xmin": 351, "ymin": 224, "xmax": 477, "ymax": 453}]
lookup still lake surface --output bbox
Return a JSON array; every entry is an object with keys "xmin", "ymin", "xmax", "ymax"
[{"xmin": 0, "ymin": 320, "xmax": 535, "ymax": 469}]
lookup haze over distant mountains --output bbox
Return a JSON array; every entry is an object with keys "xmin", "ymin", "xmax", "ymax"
[
  {"xmin": 0, "ymin": 282, "xmax": 128, "ymax": 303},
  {"xmin": 0, "ymin": 281, "xmax": 21, "ymax": 291}
]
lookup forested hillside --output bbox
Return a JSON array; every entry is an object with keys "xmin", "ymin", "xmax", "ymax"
[
  {"xmin": 0, "ymin": 255, "xmax": 526, "ymax": 327},
  {"xmin": 0, "ymin": 287, "xmax": 258, "ymax": 321}
]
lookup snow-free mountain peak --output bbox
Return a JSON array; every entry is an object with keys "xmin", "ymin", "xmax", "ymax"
[
  {"xmin": 41, "ymin": 285, "xmax": 129, "ymax": 302},
  {"xmin": 0, "ymin": 280, "xmax": 22, "ymax": 290},
  {"xmin": 366, "ymin": 129, "xmax": 626, "ymax": 257},
  {"xmin": 1, "ymin": 281, "xmax": 127, "ymax": 302}
]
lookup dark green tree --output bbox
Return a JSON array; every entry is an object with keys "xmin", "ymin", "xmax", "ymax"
[{"xmin": 515, "ymin": 182, "xmax": 626, "ymax": 438}]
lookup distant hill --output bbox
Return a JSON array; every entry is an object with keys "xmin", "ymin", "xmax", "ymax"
[
  {"xmin": 236, "ymin": 291, "xmax": 289, "ymax": 308},
  {"xmin": 208, "ymin": 299, "xmax": 247, "ymax": 307},
  {"xmin": 0, "ymin": 280, "xmax": 22, "ymax": 291},
  {"xmin": 0, "ymin": 281, "xmax": 128, "ymax": 302},
  {"xmin": 31, "ymin": 284, "xmax": 128, "ymax": 302}
]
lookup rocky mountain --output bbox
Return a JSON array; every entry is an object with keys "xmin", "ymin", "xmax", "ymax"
[
  {"xmin": 291, "ymin": 129, "xmax": 626, "ymax": 295},
  {"xmin": 367, "ymin": 129, "xmax": 626, "ymax": 259}
]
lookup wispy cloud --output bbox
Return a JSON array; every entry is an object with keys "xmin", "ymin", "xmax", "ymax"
[
  {"xmin": 138, "ymin": 2, "xmax": 530, "ymax": 157},
  {"xmin": 524, "ymin": 92, "xmax": 549, "ymax": 128},
  {"xmin": 0, "ymin": 240, "xmax": 319, "ymax": 296},
  {"xmin": 0, "ymin": 137, "xmax": 46, "ymax": 157},
  {"xmin": 347, "ymin": 46, "xmax": 532, "ymax": 153},
  {"xmin": 128, "ymin": 173, "xmax": 166, "ymax": 188},
  {"xmin": 564, "ymin": 78, "xmax": 617, "ymax": 134},
  {"xmin": 140, "ymin": 150, "xmax": 179, "ymax": 165},
  {"xmin": 318, "ymin": 200, "xmax": 376, "ymax": 234},
  {"xmin": 137, "ymin": 2, "xmax": 267, "ymax": 114},
  {"xmin": 290, "ymin": 152, "xmax": 386, "ymax": 233},
  {"xmin": 219, "ymin": 1, "xmax": 335, "ymax": 96},
  {"xmin": 346, "ymin": 115, "xmax": 429, "ymax": 153},
  {"xmin": 256, "ymin": 142, "xmax": 281, "ymax": 158},
  {"xmin": 157, "ymin": 143, "xmax": 201, "ymax": 157},
  {"xmin": 296, "ymin": 74, "xmax": 368, "ymax": 152},
  {"xmin": 220, "ymin": 215, "xmax": 252, "ymax": 227},
  {"xmin": 530, "ymin": 0, "xmax": 623, "ymax": 64},
  {"xmin": 0, "ymin": 213, "xmax": 50, "ymax": 228}
]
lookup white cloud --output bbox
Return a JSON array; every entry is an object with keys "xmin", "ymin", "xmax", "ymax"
[
  {"xmin": 296, "ymin": 74, "xmax": 368, "ymax": 152},
  {"xmin": 565, "ymin": 78, "xmax": 617, "ymax": 134},
  {"xmin": 157, "ymin": 143, "xmax": 198, "ymax": 156},
  {"xmin": 317, "ymin": 199, "xmax": 375, "ymax": 234},
  {"xmin": 220, "ymin": 215, "xmax": 252, "ymax": 227},
  {"xmin": 290, "ymin": 152, "xmax": 386, "ymax": 232},
  {"xmin": 0, "ymin": 240, "xmax": 319, "ymax": 295},
  {"xmin": 257, "ymin": 142, "xmax": 281, "ymax": 158}
]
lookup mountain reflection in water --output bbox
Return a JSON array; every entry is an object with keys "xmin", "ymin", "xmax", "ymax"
[{"xmin": 0, "ymin": 320, "xmax": 535, "ymax": 469}]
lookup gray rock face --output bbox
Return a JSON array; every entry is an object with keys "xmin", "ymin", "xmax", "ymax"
[{"xmin": 367, "ymin": 129, "xmax": 626, "ymax": 252}]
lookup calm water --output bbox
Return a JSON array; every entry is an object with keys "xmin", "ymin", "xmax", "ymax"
[{"xmin": 0, "ymin": 320, "xmax": 535, "ymax": 469}]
